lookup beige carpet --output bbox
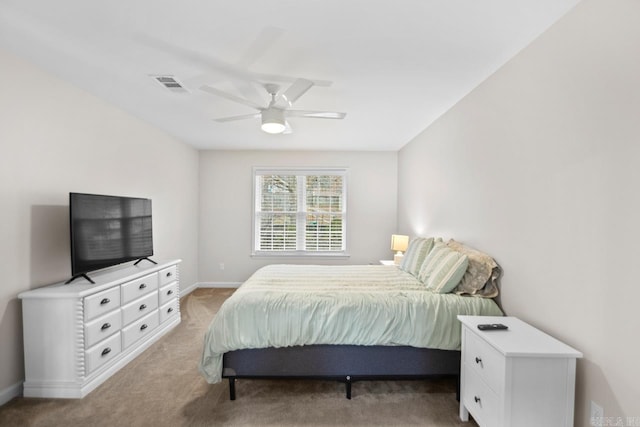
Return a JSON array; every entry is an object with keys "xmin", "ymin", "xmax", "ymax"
[{"xmin": 0, "ymin": 288, "xmax": 478, "ymax": 427}]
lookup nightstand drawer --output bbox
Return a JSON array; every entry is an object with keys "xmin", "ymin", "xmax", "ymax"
[
  {"xmin": 121, "ymin": 273, "xmax": 158, "ymax": 304},
  {"xmin": 463, "ymin": 367, "xmax": 501, "ymax": 427},
  {"xmin": 464, "ymin": 329, "xmax": 505, "ymax": 395}
]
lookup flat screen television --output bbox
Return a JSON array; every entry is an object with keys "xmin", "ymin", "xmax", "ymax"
[{"xmin": 67, "ymin": 192, "xmax": 155, "ymax": 284}]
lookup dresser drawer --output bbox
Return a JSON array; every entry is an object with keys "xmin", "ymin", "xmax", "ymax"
[
  {"xmin": 85, "ymin": 332, "xmax": 122, "ymax": 374},
  {"xmin": 463, "ymin": 366, "xmax": 501, "ymax": 427},
  {"xmin": 121, "ymin": 273, "xmax": 158, "ymax": 304},
  {"xmin": 84, "ymin": 287, "xmax": 121, "ymax": 321},
  {"xmin": 122, "ymin": 292, "xmax": 158, "ymax": 326},
  {"xmin": 159, "ymin": 281, "xmax": 179, "ymax": 306},
  {"xmin": 464, "ymin": 329, "xmax": 506, "ymax": 395},
  {"xmin": 122, "ymin": 311, "xmax": 159, "ymax": 349},
  {"xmin": 159, "ymin": 265, "xmax": 178, "ymax": 287},
  {"xmin": 85, "ymin": 308, "xmax": 122, "ymax": 349},
  {"xmin": 159, "ymin": 299, "xmax": 179, "ymax": 324}
]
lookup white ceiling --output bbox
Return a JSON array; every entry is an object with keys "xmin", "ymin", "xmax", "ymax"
[{"xmin": 0, "ymin": 0, "xmax": 580, "ymax": 151}]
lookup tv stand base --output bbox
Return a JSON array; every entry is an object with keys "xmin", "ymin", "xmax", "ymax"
[
  {"xmin": 64, "ymin": 273, "xmax": 95, "ymax": 285},
  {"xmin": 134, "ymin": 257, "xmax": 157, "ymax": 266}
]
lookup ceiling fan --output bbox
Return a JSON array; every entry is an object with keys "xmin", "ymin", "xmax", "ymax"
[{"xmin": 201, "ymin": 78, "xmax": 346, "ymax": 134}]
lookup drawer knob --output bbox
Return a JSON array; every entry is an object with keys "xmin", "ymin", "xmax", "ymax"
[
  {"xmin": 140, "ymin": 324, "xmax": 148, "ymax": 331},
  {"xmin": 139, "ymin": 304, "xmax": 147, "ymax": 311},
  {"xmin": 101, "ymin": 347, "xmax": 111, "ymax": 357},
  {"xmin": 168, "ymin": 307, "xmax": 174, "ymax": 313},
  {"xmin": 167, "ymin": 290, "xmax": 173, "ymax": 295},
  {"xmin": 139, "ymin": 283, "xmax": 147, "ymax": 289},
  {"xmin": 166, "ymin": 272, "xmax": 172, "ymax": 277},
  {"xmin": 100, "ymin": 298, "xmax": 110, "ymax": 305},
  {"xmin": 101, "ymin": 323, "xmax": 111, "ymax": 331},
  {"xmin": 475, "ymin": 357, "xmax": 482, "ymax": 364},
  {"xmin": 474, "ymin": 396, "xmax": 481, "ymax": 404}
]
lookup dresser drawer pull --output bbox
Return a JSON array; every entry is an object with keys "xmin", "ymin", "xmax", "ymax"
[
  {"xmin": 101, "ymin": 347, "xmax": 111, "ymax": 357},
  {"xmin": 167, "ymin": 307, "xmax": 174, "ymax": 313},
  {"xmin": 475, "ymin": 357, "xmax": 482, "ymax": 364},
  {"xmin": 101, "ymin": 323, "xmax": 111, "ymax": 331},
  {"xmin": 474, "ymin": 396, "xmax": 481, "ymax": 404},
  {"xmin": 167, "ymin": 290, "xmax": 173, "ymax": 295},
  {"xmin": 140, "ymin": 324, "xmax": 148, "ymax": 331},
  {"xmin": 139, "ymin": 304, "xmax": 147, "ymax": 311},
  {"xmin": 166, "ymin": 272, "xmax": 172, "ymax": 278},
  {"xmin": 100, "ymin": 298, "xmax": 110, "ymax": 305},
  {"xmin": 139, "ymin": 283, "xmax": 147, "ymax": 289}
]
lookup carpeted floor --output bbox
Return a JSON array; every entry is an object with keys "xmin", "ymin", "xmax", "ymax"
[{"xmin": 0, "ymin": 288, "xmax": 478, "ymax": 427}]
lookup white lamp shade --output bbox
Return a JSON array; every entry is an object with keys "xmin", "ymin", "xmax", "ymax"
[{"xmin": 390, "ymin": 234, "xmax": 409, "ymax": 252}]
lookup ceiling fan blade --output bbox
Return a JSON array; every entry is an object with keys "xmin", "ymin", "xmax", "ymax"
[
  {"xmin": 200, "ymin": 85, "xmax": 264, "ymax": 110},
  {"xmin": 185, "ymin": 74, "xmax": 262, "ymax": 105},
  {"xmin": 277, "ymin": 79, "xmax": 314, "ymax": 107},
  {"xmin": 213, "ymin": 113, "xmax": 261, "ymax": 123},
  {"xmin": 253, "ymin": 72, "xmax": 333, "ymax": 88},
  {"xmin": 137, "ymin": 34, "xmax": 255, "ymax": 82},
  {"xmin": 236, "ymin": 26, "xmax": 285, "ymax": 68},
  {"xmin": 287, "ymin": 110, "xmax": 347, "ymax": 119},
  {"xmin": 233, "ymin": 26, "xmax": 286, "ymax": 103}
]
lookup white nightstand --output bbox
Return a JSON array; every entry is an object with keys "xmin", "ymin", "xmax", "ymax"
[
  {"xmin": 379, "ymin": 260, "xmax": 396, "ymax": 266},
  {"xmin": 458, "ymin": 315, "xmax": 582, "ymax": 427}
]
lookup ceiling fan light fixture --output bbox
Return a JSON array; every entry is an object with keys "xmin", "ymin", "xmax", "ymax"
[{"xmin": 261, "ymin": 108, "xmax": 286, "ymax": 134}]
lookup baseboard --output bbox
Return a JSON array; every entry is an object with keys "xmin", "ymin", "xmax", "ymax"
[
  {"xmin": 0, "ymin": 381, "xmax": 22, "ymax": 406},
  {"xmin": 196, "ymin": 282, "xmax": 242, "ymax": 289},
  {"xmin": 180, "ymin": 282, "xmax": 241, "ymax": 297},
  {"xmin": 180, "ymin": 282, "xmax": 199, "ymax": 296}
]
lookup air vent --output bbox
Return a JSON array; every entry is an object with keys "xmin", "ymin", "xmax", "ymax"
[{"xmin": 152, "ymin": 75, "xmax": 189, "ymax": 93}]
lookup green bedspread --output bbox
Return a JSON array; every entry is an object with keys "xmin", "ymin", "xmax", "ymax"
[{"xmin": 199, "ymin": 264, "xmax": 503, "ymax": 383}]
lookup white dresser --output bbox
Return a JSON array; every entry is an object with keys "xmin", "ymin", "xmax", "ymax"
[
  {"xmin": 19, "ymin": 259, "xmax": 181, "ymax": 398},
  {"xmin": 458, "ymin": 315, "xmax": 582, "ymax": 427}
]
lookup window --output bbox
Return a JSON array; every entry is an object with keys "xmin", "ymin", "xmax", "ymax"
[{"xmin": 253, "ymin": 168, "xmax": 347, "ymax": 256}]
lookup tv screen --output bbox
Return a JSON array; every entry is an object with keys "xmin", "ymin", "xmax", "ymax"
[{"xmin": 69, "ymin": 193, "xmax": 153, "ymax": 278}]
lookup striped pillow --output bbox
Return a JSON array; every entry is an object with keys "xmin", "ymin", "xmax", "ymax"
[
  {"xmin": 417, "ymin": 243, "xmax": 469, "ymax": 293},
  {"xmin": 400, "ymin": 237, "xmax": 436, "ymax": 276}
]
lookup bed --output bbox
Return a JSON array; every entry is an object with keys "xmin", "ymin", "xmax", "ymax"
[{"xmin": 199, "ymin": 239, "xmax": 503, "ymax": 400}]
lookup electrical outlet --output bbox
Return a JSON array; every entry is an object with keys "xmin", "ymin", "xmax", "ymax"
[
  {"xmin": 590, "ymin": 401, "xmax": 604, "ymax": 426},
  {"xmin": 219, "ymin": 262, "xmax": 225, "ymax": 270}
]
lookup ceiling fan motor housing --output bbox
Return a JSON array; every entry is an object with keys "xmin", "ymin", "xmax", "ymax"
[{"xmin": 261, "ymin": 108, "xmax": 286, "ymax": 133}]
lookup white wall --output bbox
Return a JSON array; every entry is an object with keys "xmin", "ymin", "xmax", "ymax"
[
  {"xmin": 397, "ymin": 0, "xmax": 639, "ymax": 423},
  {"xmin": 199, "ymin": 150, "xmax": 398, "ymax": 282},
  {"xmin": 0, "ymin": 48, "xmax": 199, "ymax": 403}
]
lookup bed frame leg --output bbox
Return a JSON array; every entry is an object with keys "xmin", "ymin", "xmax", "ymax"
[
  {"xmin": 345, "ymin": 376, "xmax": 352, "ymax": 399},
  {"xmin": 228, "ymin": 377, "xmax": 236, "ymax": 401}
]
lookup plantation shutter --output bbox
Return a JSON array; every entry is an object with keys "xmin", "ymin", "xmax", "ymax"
[
  {"xmin": 305, "ymin": 175, "xmax": 344, "ymax": 251},
  {"xmin": 256, "ymin": 174, "xmax": 297, "ymax": 251}
]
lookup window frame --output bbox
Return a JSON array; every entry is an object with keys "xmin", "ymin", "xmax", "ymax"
[{"xmin": 251, "ymin": 167, "xmax": 349, "ymax": 258}]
